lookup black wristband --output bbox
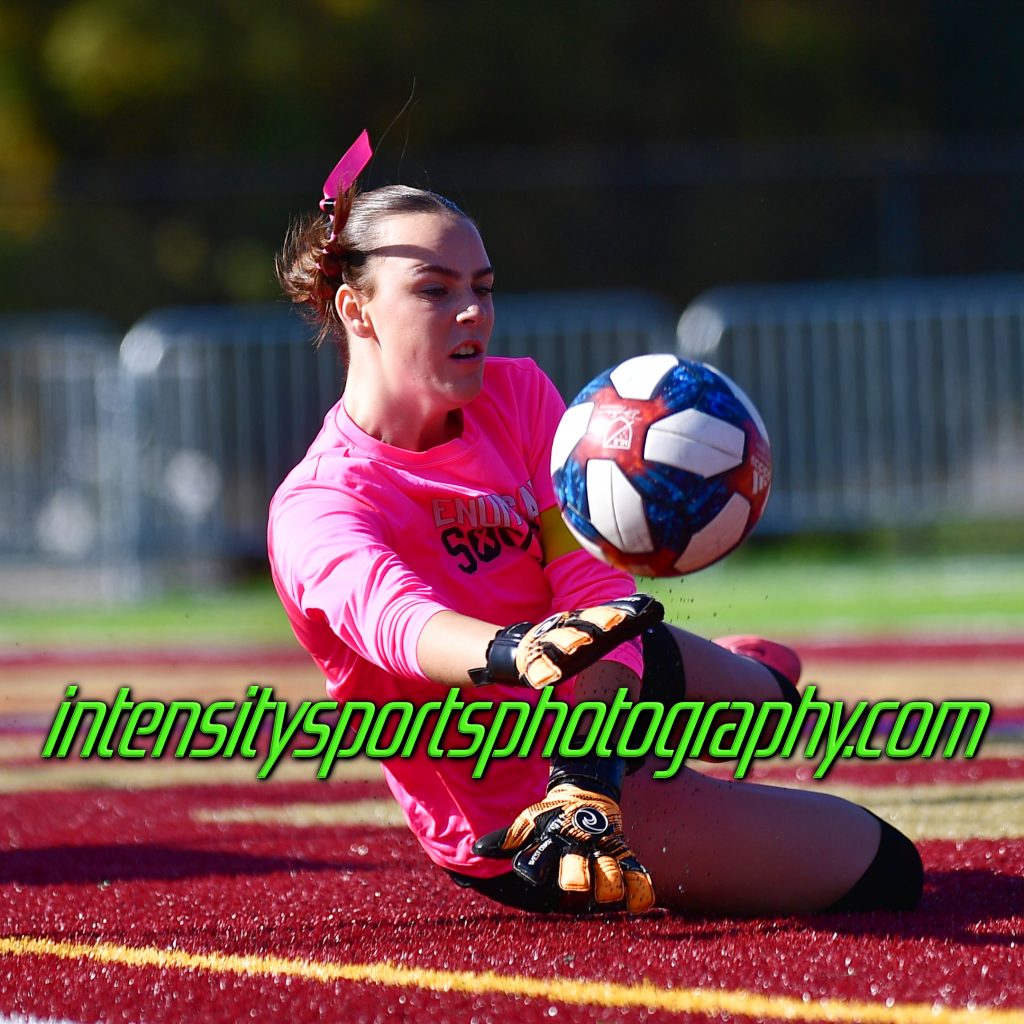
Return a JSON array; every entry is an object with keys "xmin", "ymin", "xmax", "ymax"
[
  {"xmin": 467, "ymin": 621, "xmax": 532, "ymax": 686},
  {"xmin": 547, "ymin": 751, "xmax": 626, "ymax": 802}
]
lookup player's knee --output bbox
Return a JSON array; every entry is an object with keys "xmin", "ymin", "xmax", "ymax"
[
  {"xmin": 825, "ymin": 815, "xmax": 923, "ymax": 913},
  {"xmin": 639, "ymin": 622, "xmax": 686, "ymax": 702},
  {"xmin": 766, "ymin": 667, "xmax": 800, "ymax": 710}
]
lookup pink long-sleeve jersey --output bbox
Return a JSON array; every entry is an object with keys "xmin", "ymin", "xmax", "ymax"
[{"xmin": 268, "ymin": 356, "xmax": 642, "ymax": 875}]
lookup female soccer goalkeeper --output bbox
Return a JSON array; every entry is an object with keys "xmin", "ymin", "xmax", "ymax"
[{"xmin": 268, "ymin": 133, "xmax": 922, "ymax": 917}]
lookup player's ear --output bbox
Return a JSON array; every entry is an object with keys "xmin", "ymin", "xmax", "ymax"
[{"xmin": 335, "ymin": 285, "xmax": 373, "ymax": 339}]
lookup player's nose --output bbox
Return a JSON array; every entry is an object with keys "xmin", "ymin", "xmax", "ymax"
[{"xmin": 456, "ymin": 304, "xmax": 485, "ymax": 323}]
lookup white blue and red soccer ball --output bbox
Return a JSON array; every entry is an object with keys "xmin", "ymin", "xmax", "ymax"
[{"xmin": 550, "ymin": 354, "xmax": 772, "ymax": 577}]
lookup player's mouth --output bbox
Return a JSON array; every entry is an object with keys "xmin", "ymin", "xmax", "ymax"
[{"xmin": 449, "ymin": 341, "xmax": 484, "ymax": 360}]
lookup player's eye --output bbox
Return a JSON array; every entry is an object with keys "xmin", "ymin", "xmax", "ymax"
[
  {"xmin": 474, "ymin": 285, "xmax": 493, "ymax": 298},
  {"xmin": 421, "ymin": 286, "xmax": 447, "ymax": 298}
]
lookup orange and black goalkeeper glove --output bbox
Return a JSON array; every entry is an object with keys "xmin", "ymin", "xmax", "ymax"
[
  {"xmin": 468, "ymin": 593, "xmax": 663, "ymax": 689},
  {"xmin": 472, "ymin": 755, "xmax": 656, "ymax": 914}
]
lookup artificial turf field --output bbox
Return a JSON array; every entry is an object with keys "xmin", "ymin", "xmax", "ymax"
[{"xmin": 1, "ymin": 555, "xmax": 1023, "ymax": 1024}]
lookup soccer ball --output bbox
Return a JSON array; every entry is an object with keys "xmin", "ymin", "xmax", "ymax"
[{"xmin": 550, "ymin": 354, "xmax": 771, "ymax": 577}]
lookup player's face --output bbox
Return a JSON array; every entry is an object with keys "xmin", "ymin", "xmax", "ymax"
[{"xmin": 357, "ymin": 211, "xmax": 494, "ymax": 416}]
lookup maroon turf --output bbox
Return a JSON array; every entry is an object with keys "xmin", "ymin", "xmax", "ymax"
[
  {"xmin": 2, "ymin": 773, "xmax": 1023, "ymax": 1023},
  {"xmin": 1, "ymin": 638, "xmax": 1023, "ymax": 1023}
]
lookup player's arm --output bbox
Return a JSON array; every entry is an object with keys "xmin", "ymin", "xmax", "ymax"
[
  {"xmin": 472, "ymin": 655, "xmax": 655, "ymax": 914},
  {"xmin": 417, "ymin": 595, "xmax": 662, "ymax": 690},
  {"xmin": 272, "ymin": 478, "xmax": 661, "ymax": 691},
  {"xmin": 416, "ymin": 501, "xmax": 654, "ymax": 690},
  {"xmin": 416, "ymin": 610, "xmax": 503, "ymax": 688}
]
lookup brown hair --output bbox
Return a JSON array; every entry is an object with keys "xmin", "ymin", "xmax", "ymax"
[{"xmin": 276, "ymin": 185, "xmax": 471, "ymax": 359}]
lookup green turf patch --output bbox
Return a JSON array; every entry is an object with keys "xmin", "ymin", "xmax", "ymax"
[
  {"xmin": 2, "ymin": 584, "xmax": 296, "ymax": 650},
  {"xmin": 3, "ymin": 551, "xmax": 1022, "ymax": 649},
  {"xmin": 646, "ymin": 552, "xmax": 1024, "ymax": 638}
]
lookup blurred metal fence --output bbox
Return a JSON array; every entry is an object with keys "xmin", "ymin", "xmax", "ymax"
[
  {"xmin": 6, "ymin": 279, "xmax": 1023, "ymax": 601},
  {"xmin": 677, "ymin": 275, "xmax": 1024, "ymax": 532},
  {"xmin": 488, "ymin": 290, "xmax": 679, "ymax": 399},
  {"xmin": 0, "ymin": 314, "xmax": 121, "ymax": 569},
  {"xmin": 114, "ymin": 291, "xmax": 677, "ymax": 565},
  {"xmin": 117, "ymin": 304, "xmax": 345, "ymax": 564}
]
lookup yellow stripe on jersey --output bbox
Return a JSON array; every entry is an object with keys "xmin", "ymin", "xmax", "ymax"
[{"xmin": 539, "ymin": 505, "xmax": 580, "ymax": 565}]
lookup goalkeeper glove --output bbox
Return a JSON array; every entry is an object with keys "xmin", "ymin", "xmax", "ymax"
[
  {"xmin": 472, "ymin": 753, "xmax": 655, "ymax": 914},
  {"xmin": 468, "ymin": 593, "xmax": 663, "ymax": 689}
]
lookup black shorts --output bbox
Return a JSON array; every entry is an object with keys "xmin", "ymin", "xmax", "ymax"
[{"xmin": 447, "ymin": 622, "xmax": 683, "ymax": 912}]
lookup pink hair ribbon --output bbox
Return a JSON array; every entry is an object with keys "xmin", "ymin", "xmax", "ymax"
[{"xmin": 320, "ymin": 130, "xmax": 373, "ymax": 212}]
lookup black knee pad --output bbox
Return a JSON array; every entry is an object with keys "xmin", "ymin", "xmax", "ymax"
[
  {"xmin": 825, "ymin": 814, "xmax": 923, "ymax": 912},
  {"xmin": 763, "ymin": 665, "xmax": 801, "ymax": 710},
  {"xmin": 639, "ymin": 622, "xmax": 686, "ymax": 704},
  {"xmin": 620, "ymin": 623, "xmax": 686, "ymax": 774}
]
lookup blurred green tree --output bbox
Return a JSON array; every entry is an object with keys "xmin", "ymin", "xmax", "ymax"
[{"xmin": 0, "ymin": 0, "xmax": 1021, "ymax": 322}]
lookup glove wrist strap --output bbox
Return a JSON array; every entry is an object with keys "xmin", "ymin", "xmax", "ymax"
[
  {"xmin": 468, "ymin": 622, "xmax": 532, "ymax": 686},
  {"xmin": 548, "ymin": 751, "xmax": 626, "ymax": 802}
]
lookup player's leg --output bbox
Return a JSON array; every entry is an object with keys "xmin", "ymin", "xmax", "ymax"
[
  {"xmin": 623, "ymin": 765, "xmax": 922, "ymax": 915},
  {"xmin": 644, "ymin": 622, "xmax": 800, "ymax": 708},
  {"xmin": 712, "ymin": 633, "xmax": 802, "ymax": 710}
]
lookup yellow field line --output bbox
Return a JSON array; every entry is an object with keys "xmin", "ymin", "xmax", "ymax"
[{"xmin": 1, "ymin": 935, "xmax": 1021, "ymax": 1024}]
